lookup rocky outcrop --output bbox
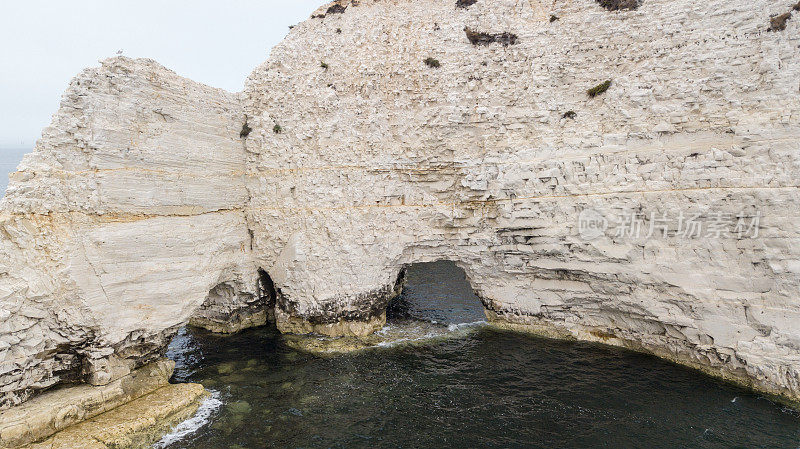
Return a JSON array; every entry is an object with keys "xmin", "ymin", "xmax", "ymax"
[
  {"xmin": 0, "ymin": 58, "xmax": 257, "ymax": 409},
  {"xmin": 18, "ymin": 383, "xmax": 207, "ymax": 449},
  {"xmin": 242, "ymin": 0, "xmax": 800, "ymax": 403},
  {"xmin": 0, "ymin": 359, "xmax": 180, "ymax": 448},
  {"xmin": 189, "ymin": 279, "xmax": 269, "ymax": 334},
  {"xmin": 1, "ymin": 0, "xmax": 800, "ymax": 428}
]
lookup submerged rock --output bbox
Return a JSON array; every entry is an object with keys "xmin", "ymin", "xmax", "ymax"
[
  {"xmin": 217, "ymin": 362, "xmax": 236, "ymax": 375},
  {"xmin": 227, "ymin": 400, "xmax": 252, "ymax": 415}
]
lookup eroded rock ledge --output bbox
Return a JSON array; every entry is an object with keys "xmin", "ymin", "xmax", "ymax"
[
  {"xmin": 0, "ymin": 359, "xmax": 207, "ymax": 448},
  {"xmin": 1, "ymin": 0, "xmax": 799, "ymax": 440},
  {"xmin": 19, "ymin": 383, "xmax": 207, "ymax": 449}
]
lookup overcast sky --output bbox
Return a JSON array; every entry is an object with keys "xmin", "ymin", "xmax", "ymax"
[{"xmin": 0, "ymin": 1, "xmax": 325, "ymax": 152}]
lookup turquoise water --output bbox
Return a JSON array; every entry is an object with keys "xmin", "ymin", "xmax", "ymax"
[{"xmin": 162, "ymin": 262, "xmax": 800, "ymax": 449}]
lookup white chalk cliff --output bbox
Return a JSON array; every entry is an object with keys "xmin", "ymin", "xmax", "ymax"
[{"xmin": 1, "ymin": 0, "xmax": 800, "ymax": 422}]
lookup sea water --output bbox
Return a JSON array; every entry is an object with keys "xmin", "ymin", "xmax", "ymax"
[{"xmin": 159, "ymin": 262, "xmax": 800, "ymax": 448}]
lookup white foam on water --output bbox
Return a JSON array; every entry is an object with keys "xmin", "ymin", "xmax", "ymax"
[
  {"xmin": 375, "ymin": 324, "xmax": 395, "ymax": 336},
  {"xmin": 374, "ymin": 319, "xmax": 488, "ymax": 348},
  {"xmin": 447, "ymin": 320, "xmax": 487, "ymax": 331},
  {"xmin": 375, "ymin": 331, "xmax": 442, "ymax": 348},
  {"xmin": 152, "ymin": 389, "xmax": 222, "ymax": 448}
]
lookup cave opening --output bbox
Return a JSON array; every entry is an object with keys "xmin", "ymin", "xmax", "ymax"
[
  {"xmin": 387, "ymin": 260, "xmax": 486, "ymax": 326},
  {"xmin": 187, "ymin": 268, "xmax": 279, "ymax": 335},
  {"xmin": 166, "ymin": 268, "xmax": 282, "ymax": 383},
  {"xmin": 257, "ymin": 268, "xmax": 278, "ymax": 314}
]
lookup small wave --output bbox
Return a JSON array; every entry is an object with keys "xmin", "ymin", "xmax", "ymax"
[
  {"xmin": 781, "ymin": 406, "xmax": 800, "ymax": 417},
  {"xmin": 152, "ymin": 390, "xmax": 222, "ymax": 448},
  {"xmin": 291, "ymin": 318, "xmax": 489, "ymax": 352},
  {"xmin": 375, "ymin": 332, "xmax": 441, "ymax": 348},
  {"xmin": 375, "ymin": 320, "xmax": 488, "ymax": 348},
  {"xmin": 375, "ymin": 324, "xmax": 395, "ymax": 336},
  {"xmin": 447, "ymin": 320, "xmax": 487, "ymax": 331}
]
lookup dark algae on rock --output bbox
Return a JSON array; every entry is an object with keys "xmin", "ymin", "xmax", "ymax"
[
  {"xmin": 464, "ymin": 27, "xmax": 519, "ymax": 46},
  {"xmin": 597, "ymin": 0, "xmax": 642, "ymax": 11},
  {"xmin": 456, "ymin": 0, "xmax": 477, "ymax": 9}
]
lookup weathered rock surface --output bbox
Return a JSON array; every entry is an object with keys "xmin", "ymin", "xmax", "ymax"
[
  {"xmin": 244, "ymin": 0, "xmax": 800, "ymax": 403},
  {"xmin": 1, "ymin": 0, "xmax": 800, "ymax": 423},
  {"xmin": 18, "ymin": 383, "xmax": 207, "ymax": 449},
  {"xmin": 0, "ymin": 58, "xmax": 258, "ymax": 409},
  {"xmin": 0, "ymin": 359, "xmax": 176, "ymax": 448}
]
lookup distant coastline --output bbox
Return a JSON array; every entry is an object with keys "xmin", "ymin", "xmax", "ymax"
[{"xmin": 0, "ymin": 147, "xmax": 31, "ymax": 193}]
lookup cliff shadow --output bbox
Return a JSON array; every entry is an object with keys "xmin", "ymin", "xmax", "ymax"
[{"xmin": 187, "ymin": 268, "xmax": 280, "ymax": 334}]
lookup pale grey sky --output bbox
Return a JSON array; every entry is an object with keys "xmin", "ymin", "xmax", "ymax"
[{"xmin": 0, "ymin": 0, "xmax": 325, "ymax": 151}]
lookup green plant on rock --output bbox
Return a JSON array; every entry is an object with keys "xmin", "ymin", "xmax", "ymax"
[
  {"xmin": 239, "ymin": 119, "xmax": 252, "ymax": 138},
  {"xmin": 587, "ymin": 80, "xmax": 612, "ymax": 98},
  {"xmin": 464, "ymin": 27, "xmax": 519, "ymax": 46},
  {"xmin": 320, "ymin": 61, "xmax": 329, "ymax": 70},
  {"xmin": 273, "ymin": 124, "xmax": 283, "ymax": 134},
  {"xmin": 424, "ymin": 57, "xmax": 441, "ymax": 68}
]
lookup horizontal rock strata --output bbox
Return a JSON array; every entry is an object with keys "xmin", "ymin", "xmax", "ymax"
[
  {"xmin": 0, "ymin": 0, "xmax": 799, "ymax": 427},
  {"xmin": 0, "ymin": 58, "xmax": 259, "ymax": 410},
  {"xmin": 0, "ymin": 359, "xmax": 176, "ymax": 448},
  {"xmin": 243, "ymin": 0, "xmax": 800, "ymax": 403},
  {"xmin": 18, "ymin": 383, "xmax": 207, "ymax": 449}
]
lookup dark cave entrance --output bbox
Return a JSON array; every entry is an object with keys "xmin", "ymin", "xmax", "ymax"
[
  {"xmin": 387, "ymin": 260, "xmax": 486, "ymax": 325},
  {"xmin": 257, "ymin": 268, "xmax": 278, "ymax": 313}
]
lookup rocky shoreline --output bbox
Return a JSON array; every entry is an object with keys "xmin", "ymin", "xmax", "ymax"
[
  {"xmin": 485, "ymin": 312, "xmax": 800, "ymax": 411},
  {"xmin": 18, "ymin": 384, "xmax": 207, "ymax": 449},
  {"xmin": 0, "ymin": 360, "xmax": 207, "ymax": 449}
]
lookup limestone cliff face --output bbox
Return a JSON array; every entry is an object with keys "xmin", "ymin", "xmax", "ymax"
[
  {"xmin": 243, "ymin": 0, "xmax": 800, "ymax": 401},
  {"xmin": 1, "ymin": 0, "xmax": 800, "ymax": 411},
  {"xmin": 0, "ymin": 58, "xmax": 256, "ymax": 408}
]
